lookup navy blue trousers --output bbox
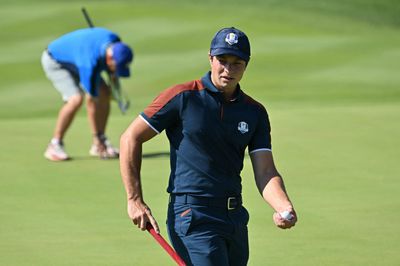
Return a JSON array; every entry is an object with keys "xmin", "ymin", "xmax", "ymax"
[{"xmin": 167, "ymin": 202, "xmax": 250, "ymax": 266}]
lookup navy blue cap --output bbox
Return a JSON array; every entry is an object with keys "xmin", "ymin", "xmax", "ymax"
[
  {"xmin": 210, "ymin": 27, "xmax": 250, "ymax": 62},
  {"xmin": 112, "ymin": 42, "xmax": 133, "ymax": 77}
]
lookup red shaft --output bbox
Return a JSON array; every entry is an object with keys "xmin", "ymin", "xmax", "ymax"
[{"xmin": 146, "ymin": 224, "xmax": 186, "ymax": 266}]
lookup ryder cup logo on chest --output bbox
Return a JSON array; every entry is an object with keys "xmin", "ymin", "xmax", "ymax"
[
  {"xmin": 238, "ymin": 121, "xmax": 249, "ymax": 134},
  {"xmin": 225, "ymin": 33, "xmax": 238, "ymax": 45}
]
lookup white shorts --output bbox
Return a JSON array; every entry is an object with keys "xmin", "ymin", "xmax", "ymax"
[{"xmin": 41, "ymin": 50, "xmax": 84, "ymax": 102}]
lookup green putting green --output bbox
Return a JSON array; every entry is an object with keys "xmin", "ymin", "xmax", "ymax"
[{"xmin": 0, "ymin": 0, "xmax": 399, "ymax": 265}]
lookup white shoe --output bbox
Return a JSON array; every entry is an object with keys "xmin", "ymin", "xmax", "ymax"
[
  {"xmin": 89, "ymin": 139, "xmax": 119, "ymax": 158},
  {"xmin": 44, "ymin": 143, "xmax": 69, "ymax": 161}
]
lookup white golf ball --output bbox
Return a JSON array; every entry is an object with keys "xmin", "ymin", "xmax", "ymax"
[{"xmin": 279, "ymin": 211, "xmax": 294, "ymax": 221}]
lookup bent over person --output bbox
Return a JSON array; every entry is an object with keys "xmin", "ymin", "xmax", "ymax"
[
  {"xmin": 120, "ymin": 27, "xmax": 297, "ymax": 265},
  {"xmin": 42, "ymin": 27, "xmax": 133, "ymax": 161}
]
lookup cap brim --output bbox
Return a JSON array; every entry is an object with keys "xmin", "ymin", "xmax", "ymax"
[
  {"xmin": 116, "ymin": 66, "xmax": 130, "ymax": 77},
  {"xmin": 210, "ymin": 48, "xmax": 249, "ymax": 62}
]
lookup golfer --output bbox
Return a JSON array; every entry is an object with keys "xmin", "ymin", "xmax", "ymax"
[
  {"xmin": 120, "ymin": 27, "xmax": 297, "ymax": 265},
  {"xmin": 41, "ymin": 27, "xmax": 133, "ymax": 161}
]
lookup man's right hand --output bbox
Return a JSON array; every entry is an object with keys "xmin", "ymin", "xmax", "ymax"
[{"xmin": 127, "ymin": 200, "xmax": 160, "ymax": 234}]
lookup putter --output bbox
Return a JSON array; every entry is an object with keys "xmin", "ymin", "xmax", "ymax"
[
  {"xmin": 146, "ymin": 223, "xmax": 186, "ymax": 266},
  {"xmin": 81, "ymin": 7, "xmax": 130, "ymax": 114},
  {"xmin": 108, "ymin": 74, "xmax": 130, "ymax": 114}
]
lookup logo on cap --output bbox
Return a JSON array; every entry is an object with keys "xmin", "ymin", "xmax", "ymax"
[{"xmin": 225, "ymin": 33, "xmax": 238, "ymax": 45}]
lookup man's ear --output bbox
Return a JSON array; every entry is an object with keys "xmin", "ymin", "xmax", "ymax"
[
  {"xmin": 208, "ymin": 53, "xmax": 213, "ymax": 65},
  {"xmin": 105, "ymin": 47, "xmax": 116, "ymax": 69}
]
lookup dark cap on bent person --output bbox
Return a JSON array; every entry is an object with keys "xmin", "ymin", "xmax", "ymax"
[
  {"xmin": 210, "ymin": 27, "xmax": 251, "ymax": 62},
  {"xmin": 112, "ymin": 42, "xmax": 133, "ymax": 77}
]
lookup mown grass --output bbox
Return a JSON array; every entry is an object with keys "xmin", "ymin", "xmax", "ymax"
[{"xmin": 0, "ymin": 0, "xmax": 399, "ymax": 265}]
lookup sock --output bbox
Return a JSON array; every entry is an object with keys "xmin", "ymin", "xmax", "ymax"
[{"xmin": 51, "ymin": 138, "xmax": 63, "ymax": 146}]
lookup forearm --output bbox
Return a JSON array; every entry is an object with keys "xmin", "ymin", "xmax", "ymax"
[
  {"xmin": 251, "ymin": 151, "xmax": 297, "ymax": 228},
  {"xmin": 251, "ymin": 151, "xmax": 293, "ymax": 212},
  {"xmin": 119, "ymin": 117, "xmax": 160, "ymax": 232},
  {"xmin": 120, "ymin": 131, "xmax": 144, "ymax": 202},
  {"xmin": 260, "ymin": 175, "xmax": 293, "ymax": 213}
]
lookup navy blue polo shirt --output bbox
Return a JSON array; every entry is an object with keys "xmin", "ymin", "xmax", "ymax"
[{"xmin": 140, "ymin": 72, "xmax": 271, "ymax": 197}]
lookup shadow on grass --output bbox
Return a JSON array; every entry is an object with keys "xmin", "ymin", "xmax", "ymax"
[
  {"xmin": 55, "ymin": 156, "xmax": 115, "ymax": 161},
  {"xmin": 143, "ymin": 151, "xmax": 170, "ymax": 158},
  {"xmin": 64, "ymin": 151, "xmax": 170, "ymax": 161}
]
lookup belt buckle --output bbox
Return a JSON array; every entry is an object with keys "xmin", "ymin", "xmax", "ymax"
[{"xmin": 227, "ymin": 197, "xmax": 236, "ymax": 210}]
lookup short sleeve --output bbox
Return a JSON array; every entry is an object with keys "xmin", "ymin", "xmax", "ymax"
[
  {"xmin": 248, "ymin": 108, "xmax": 272, "ymax": 153},
  {"xmin": 140, "ymin": 89, "xmax": 182, "ymax": 133}
]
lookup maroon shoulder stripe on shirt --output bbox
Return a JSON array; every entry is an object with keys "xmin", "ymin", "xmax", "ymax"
[
  {"xmin": 144, "ymin": 79, "xmax": 204, "ymax": 118},
  {"xmin": 242, "ymin": 92, "xmax": 267, "ymax": 113}
]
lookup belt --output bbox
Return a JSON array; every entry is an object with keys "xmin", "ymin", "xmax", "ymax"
[{"xmin": 169, "ymin": 194, "xmax": 242, "ymax": 210}]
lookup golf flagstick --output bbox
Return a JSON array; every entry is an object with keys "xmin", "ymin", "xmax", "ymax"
[
  {"xmin": 146, "ymin": 223, "xmax": 186, "ymax": 266},
  {"xmin": 81, "ymin": 7, "xmax": 130, "ymax": 114}
]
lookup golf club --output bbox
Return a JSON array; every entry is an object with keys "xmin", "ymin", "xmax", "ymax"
[
  {"xmin": 146, "ymin": 223, "xmax": 186, "ymax": 266},
  {"xmin": 81, "ymin": 7, "xmax": 94, "ymax": 28}
]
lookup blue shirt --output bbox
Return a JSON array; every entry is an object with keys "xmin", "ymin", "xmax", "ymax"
[
  {"xmin": 47, "ymin": 27, "xmax": 120, "ymax": 96},
  {"xmin": 141, "ymin": 72, "xmax": 271, "ymax": 197}
]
